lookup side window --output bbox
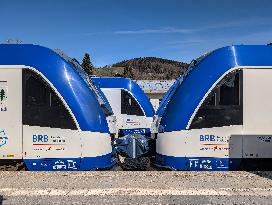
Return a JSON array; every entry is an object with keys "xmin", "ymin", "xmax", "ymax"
[
  {"xmin": 190, "ymin": 70, "xmax": 242, "ymax": 129},
  {"xmin": 25, "ymin": 75, "xmax": 47, "ymax": 106},
  {"xmin": 22, "ymin": 69, "xmax": 77, "ymax": 130},
  {"xmin": 121, "ymin": 89, "xmax": 144, "ymax": 116}
]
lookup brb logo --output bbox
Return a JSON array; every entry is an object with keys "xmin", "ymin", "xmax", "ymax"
[
  {"xmin": 200, "ymin": 135, "xmax": 216, "ymax": 141},
  {"xmin": 33, "ymin": 135, "xmax": 49, "ymax": 143}
]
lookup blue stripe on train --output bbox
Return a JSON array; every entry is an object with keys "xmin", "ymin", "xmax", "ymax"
[
  {"xmin": 24, "ymin": 153, "xmax": 115, "ymax": 171},
  {"xmin": 119, "ymin": 128, "xmax": 151, "ymax": 137},
  {"xmin": 155, "ymin": 153, "xmax": 241, "ymax": 171}
]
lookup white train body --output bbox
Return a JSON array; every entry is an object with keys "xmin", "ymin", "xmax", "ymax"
[
  {"xmin": 0, "ymin": 45, "xmax": 114, "ymax": 171},
  {"xmin": 155, "ymin": 46, "xmax": 272, "ymax": 170},
  {"xmin": 91, "ymin": 77, "xmax": 155, "ymax": 137}
]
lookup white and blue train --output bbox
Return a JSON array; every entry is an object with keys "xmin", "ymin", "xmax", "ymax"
[
  {"xmin": 155, "ymin": 45, "xmax": 272, "ymax": 171},
  {"xmin": 3, "ymin": 43, "xmax": 272, "ymax": 171},
  {"xmin": 0, "ymin": 44, "xmax": 116, "ymax": 171},
  {"xmin": 91, "ymin": 77, "xmax": 155, "ymax": 137},
  {"xmin": 92, "ymin": 77, "xmax": 155, "ymax": 162}
]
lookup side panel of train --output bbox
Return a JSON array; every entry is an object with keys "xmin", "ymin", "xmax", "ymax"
[
  {"xmin": 0, "ymin": 67, "xmax": 113, "ymax": 171},
  {"xmin": 156, "ymin": 67, "xmax": 272, "ymax": 170}
]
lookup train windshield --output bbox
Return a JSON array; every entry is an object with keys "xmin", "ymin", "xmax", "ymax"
[{"xmin": 53, "ymin": 49, "xmax": 113, "ymax": 116}]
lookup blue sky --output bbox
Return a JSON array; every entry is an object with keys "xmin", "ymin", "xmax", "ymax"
[{"xmin": 1, "ymin": 0, "xmax": 272, "ymax": 67}]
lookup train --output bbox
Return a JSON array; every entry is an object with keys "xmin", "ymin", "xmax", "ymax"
[
  {"xmin": 0, "ymin": 44, "xmax": 116, "ymax": 171},
  {"xmin": 91, "ymin": 77, "xmax": 154, "ymax": 138},
  {"xmin": 92, "ymin": 77, "xmax": 155, "ymax": 167},
  {"xmin": 154, "ymin": 45, "xmax": 272, "ymax": 171},
  {"xmin": 2, "ymin": 43, "xmax": 272, "ymax": 171}
]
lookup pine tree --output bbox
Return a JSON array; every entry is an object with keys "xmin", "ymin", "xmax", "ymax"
[
  {"xmin": 0, "ymin": 89, "xmax": 5, "ymax": 101},
  {"xmin": 128, "ymin": 66, "xmax": 134, "ymax": 79},
  {"xmin": 81, "ymin": 53, "xmax": 94, "ymax": 75},
  {"xmin": 124, "ymin": 65, "xmax": 134, "ymax": 79}
]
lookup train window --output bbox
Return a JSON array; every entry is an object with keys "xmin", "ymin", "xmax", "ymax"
[
  {"xmin": 22, "ymin": 69, "xmax": 77, "ymax": 130},
  {"xmin": 190, "ymin": 70, "xmax": 242, "ymax": 129},
  {"xmin": 219, "ymin": 73, "xmax": 239, "ymax": 105},
  {"xmin": 25, "ymin": 75, "xmax": 47, "ymax": 106},
  {"xmin": 121, "ymin": 89, "xmax": 144, "ymax": 116},
  {"xmin": 205, "ymin": 92, "xmax": 216, "ymax": 106}
]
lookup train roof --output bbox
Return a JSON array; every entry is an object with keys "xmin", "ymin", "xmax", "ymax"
[
  {"xmin": 0, "ymin": 44, "xmax": 109, "ymax": 132},
  {"xmin": 91, "ymin": 77, "xmax": 155, "ymax": 117},
  {"xmin": 158, "ymin": 45, "xmax": 272, "ymax": 132}
]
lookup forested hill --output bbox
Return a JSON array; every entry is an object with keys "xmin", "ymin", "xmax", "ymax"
[
  {"xmin": 94, "ymin": 57, "xmax": 189, "ymax": 80},
  {"xmin": 112, "ymin": 57, "xmax": 188, "ymax": 80}
]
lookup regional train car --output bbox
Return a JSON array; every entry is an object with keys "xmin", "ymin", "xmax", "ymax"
[
  {"xmin": 91, "ymin": 77, "xmax": 155, "ymax": 161},
  {"xmin": 91, "ymin": 77, "xmax": 155, "ymax": 137},
  {"xmin": 0, "ymin": 44, "xmax": 115, "ymax": 171},
  {"xmin": 155, "ymin": 45, "xmax": 272, "ymax": 171}
]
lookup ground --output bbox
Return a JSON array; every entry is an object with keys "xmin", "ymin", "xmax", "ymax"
[{"xmin": 0, "ymin": 171, "xmax": 272, "ymax": 205}]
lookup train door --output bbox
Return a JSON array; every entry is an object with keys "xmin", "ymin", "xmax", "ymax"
[
  {"xmin": 243, "ymin": 68, "xmax": 272, "ymax": 163},
  {"xmin": 187, "ymin": 70, "xmax": 243, "ymax": 170},
  {"xmin": 22, "ymin": 69, "xmax": 81, "ymax": 171},
  {"xmin": 0, "ymin": 68, "xmax": 23, "ymax": 169}
]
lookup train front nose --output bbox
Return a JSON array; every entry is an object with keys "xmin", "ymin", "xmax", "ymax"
[
  {"xmin": 113, "ymin": 133, "xmax": 153, "ymax": 170},
  {"xmin": 114, "ymin": 134, "xmax": 150, "ymax": 158}
]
